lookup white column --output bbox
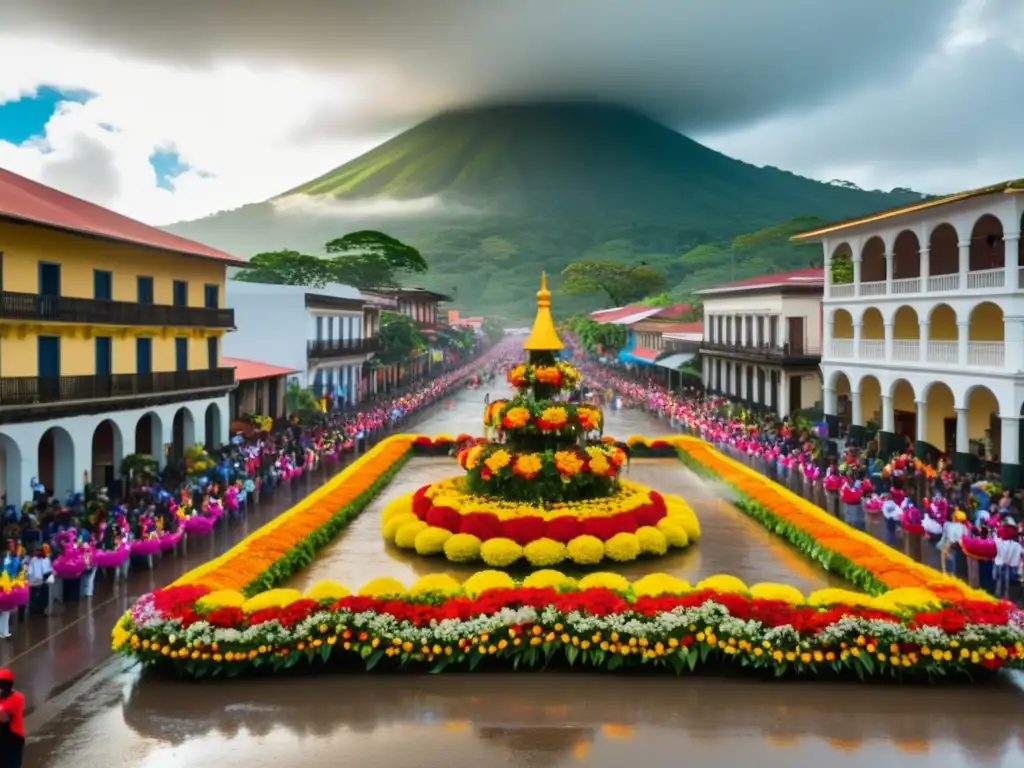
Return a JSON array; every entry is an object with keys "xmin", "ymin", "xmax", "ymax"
[
  {"xmin": 823, "ymin": 386, "xmax": 837, "ymax": 415},
  {"xmin": 823, "ymin": 241, "xmax": 832, "ymax": 299},
  {"xmin": 884, "ymin": 320, "xmax": 894, "ymax": 361},
  {"xmin": 853, "ymin": 256, "xmax": 862, "ymax": 296},
  {"xmin": 919, "ymin": 320, "xmax": 929, "ymax": 363},
  {"xmin": 850, "ymin": 390, "xmax": 862, "ymax": 427},
  {"xmin": 957, "ymin": 320, "xmax": 969, "ymax": 367},
  {"xmin": 955, "ymin": 407, "xmax": 969, "ymax": 454},
  {"xmin": 1006, "ymin": 233, "xmax": 1021, "ymax": 290},
  {"xmin": 885, "ymin": 250, "xmax": 894, "ymax": 294},
  {"xmin": 349, "ymin": 365, "xmax": 358, "ymax": 404},
  {"xmin": 157, "ymin": 420, "xmax": 173, "ymax": 470},
  {"xmin": 779, "ymin": 372, "xmax": 790, "ymax": 417},
  {"xmin": 1004, "ymin": 316, "xmax": 1024, "ymax": 372},
  {"xmin": 71, "ymin": 433, "xmax": 92, "ymax": 496},
  {"xmin": 958, "ymin": 240, "xmax": 970, "ymax": 289},
  {"xmin": 852, "ymin": 320, "xmax": 862, "ymax": 357},
  {"xmin": 13, "ymin": 453, "xmax": 34, "ymax": 510},
  {"xmin": 919, "ymin": 246, "xmax": 930, "ymax": 290},
  {"xmin": 1000, "ymin": 416, "xmax": 1020, "ymax": 467},
  {"xmin": 915, "ymin": 400, "xmax": 928, "ymax": 445},
  {"xmin": 881, "ymin": 395, "xmax": 894, "ymax": 433},
  {"xmin": 739, "ymin": 316, "xmax": 747, "ymax": 347},
  {"xmin": 780, "ymin": 317, "xmax": 789, "ymax": 348}
]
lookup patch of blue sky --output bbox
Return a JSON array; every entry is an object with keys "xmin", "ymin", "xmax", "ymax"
[{"xmin": 0, "ymin": 86, "xmax": 94, "ymax": 144}]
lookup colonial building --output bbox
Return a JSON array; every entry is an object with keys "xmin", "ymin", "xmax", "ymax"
[
  {"xmin": 588, "ymin": 304, "xmax": 694, "ymax": 367},
  {"xmin": 795, "ymin": 179, "xmax": 1024, "ymax": 487},
  {"xmin": 223, "ymin": 357, "xmax": 296, "ymax": 425},
  {"xmin": 698, "ymin": 269, "xmax": 824, "ymax": 417},
  {"xmin": 225, "ymin": 282, "xmax": 390, "ymax": 403},
  {"xmin": 0, "ymin": 169, "xmax": 238, "ymax": 506}
]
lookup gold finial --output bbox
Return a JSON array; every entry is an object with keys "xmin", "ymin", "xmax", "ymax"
[{"xmin": 523, "ymin": 271, "xmax": 564, "ymax": 351}]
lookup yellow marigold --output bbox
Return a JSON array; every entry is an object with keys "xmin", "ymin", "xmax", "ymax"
[
  {"xmin": 484, "ymin": 449, "xmax": 512, "ymax": 473},
  {"xmin": 656, "ymin": 519, "xmax": 690, "ymax": 548},
  {"xmin": 382, "ymin": 512, "xmax": 419, "ymax": 542},
  {"xmin": 523, "ymin": 538, "xmax": 568, "ymax": 567},
  {"xmin": 444, "ymin": 533, "xmax": 483, "ymax": 563},
  {"xmin": 540, "ymin": 406, "xmax": 569, "ymax": 428},
  {"xmin": 567, "ymin": 535, "xmax": 605, "ymax": 564},
  {"xmin": 358, "ymin": 577, "xmax": 406, "ymax": 597},
  {"xmin": 578, "ymin": 572, "xmax": 631, "ymax": 593},
  {"xmin": 871, "ymin": 587, "xmax": 942, "ymax": 613},
  {"xmin": 577, "ymin": 406, "xmax": 602, "ymax": 430},
  {"xmin": 750, "ymin": 583, "xmax": 805, "ymax": 605},
  {"xmin": 409, "ymin": 574, "xmax": 463, "ymax": 598},
  {"xmin": 305, "ymin": 580, "xmax": 351, "ymax": 602},
  {"xmin": 635, "ymin": 526, "xmax": 668, "ymax": 556},
  {"xmin": 394, "ymin": 520, "xmax": 429, "ymax": 549},
  {"xmin": 465, "ymin": 445, "xmax": 484, "ymax": 470},
  {"xmin": 554, "ymin": 450, "xmax": 584, "ymax": 476},
  {"xmin": 666, "ymin": 497, "xmax": 702, "ymax": 541},
  {"xmin": 414, "ymin": 526, "xmax": 453, "ymax": 556},
  {"xmin": 513, "ymin": 453, "xmax": 543, "ymax": 479},
  {"xmin": 462, "ymin": 570, "xmax": 516, "ymax": 597},
  {"xmin": 523, "ymin": 569, "xmax": 577, "ymax": 590},
  {"xmin": 480, "ymin": 537, "xmax": 524, "ymax": 567},
  {"xmin": 632, "ymin": 574, "xmax": 690, "ymax": 597},
  {"xmin": 807, "ymin": 588, "xmax": 873, "ymax": 608},
  {"xmin": 534, "ymin": 365, "xmax": 561, "ymax": 384},
  {"xmin": 696, "ymin": 575, "xmax": 748, "ymax": 594},
  {"xmin": 242, "ymin": 588, "xmax": 303, "ymax": 613},
  {"xmin": 503, "ymin": 407, "xmax": 531, "ymax": 428},
  {"xmin": 625, "ymin": 436, "xmax": 648, "ymax": 446},
  {"xmin": 381, "ymin": 493, "xmax": 413, "ymax": 524},
  {"xmin": 197, "ymin": 589, "xmax": 246, "ymax": 610},
  {"xmin": 111, "ymin": 615, "xmax": 131, "ymax": 651},
  {"xmin": 603, "ymin": 532, "xmax": 641, "ymax": 562},
  {"xmin": 588, "ymin": 454, "xmax": 612, "ymax": 476}
]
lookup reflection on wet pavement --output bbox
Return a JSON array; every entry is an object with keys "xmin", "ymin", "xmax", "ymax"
[{"xmin": 18, "ymin": 383, "xmax": 1024, "ymax": 767}]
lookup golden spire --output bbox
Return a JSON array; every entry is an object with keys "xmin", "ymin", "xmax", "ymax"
[{"xmin": 523, "ymin": 271, "xmax": 564, "ymax": 351}]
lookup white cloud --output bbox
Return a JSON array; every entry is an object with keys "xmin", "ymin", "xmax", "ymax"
[
  {"xmin": 0, "ymin": 36, "xmax": 383, "ymax": 224},
  {"xmin": 272, "ymin": 194, "xmax": 482, "ymax": 218}
]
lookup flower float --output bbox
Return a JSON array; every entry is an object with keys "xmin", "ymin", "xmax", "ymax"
[
  {"xmin": 507, "ymin": 361, "xmax": 581, "ymax": 394},
  {"xmin": 383, "ymin": 481, "xmax": 699, "ymax": 565},
  {"xmin": 113, "ymin": 571, "xmax": 1024, "ymax": 681}
]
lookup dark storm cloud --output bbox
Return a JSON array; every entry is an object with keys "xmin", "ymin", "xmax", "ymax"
[{"xmin": 0, "ymin": 0, "xmax": 962, "ymax": 135}]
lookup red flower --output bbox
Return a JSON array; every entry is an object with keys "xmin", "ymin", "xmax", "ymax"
[
  {"xmin": 501, "ymin": 516, "xmax": 546, "ymax": 545},
  {"xmin": 412, "ymin": 486, "xmax": 432, "ymax": 518},
  {"xmin": 152, "ymin": 584, "xmax": 210, "ymax": 615},
  {"xmin": 426, "ymin": 505, "xmax": 462, "ymax": 533},
  {"xmin": 632, "ymin": 502, "xmax": 665, "ymax": 527},
  {"xmin": 206, "ymin": 606, "xmax": 245, "ymax": 628},
  {"xmin": 545, "ymin": 516, "xmax": 583, "ymax": 543},
  {"xmin": 276, "ymin": 599, "xmax": 320, "ymax": 627},
  {"xmin": 413, "ymin": 436, "xmax": 432, "ymax": 446},
  {"xmin": 459, "ymin": 511, "xmax": 503, "ymax": 541},
  {"xmin": 607, "ymin": 511, "xmax": 638, "ymax": 535},
  {"xmin": 648, "ymin": 491, "xmax": 667, "ymax": 514},
  {"xmin": 581, "ymin": 516, "xmax": 615, "ymax": 541}
]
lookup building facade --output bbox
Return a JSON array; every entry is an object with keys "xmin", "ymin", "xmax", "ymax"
[
  {"xmin": 796, "ymin": 180, "xmax": 1024, "ymax": 486},
  {"xmin": 223, "ymin": 357, "xmax": 296, "ymax": 424},
  {"xmin": 699, "ymin": 269, "xmax": 824, "ymax": 417},
  {"xmin": 225, "ymin": 281, "xmax": 388, "ymax": 404},
  {"xmin": 0, "ymin": 169, "xmax": 238, "ymax": 507}
]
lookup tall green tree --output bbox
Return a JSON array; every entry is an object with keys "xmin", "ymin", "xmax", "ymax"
[
  {"xmin": 237, "ymin": 250, "xmax": 335, "ymax": 287},
  {"xmin": 569, "ymin": 316, "xmax": 627, "ymax": 353},
  {"xmin": 560, "ymin": 260, "xmax": 666, "ymax": 306},
  {"xmin": 375, "ymin": 310, "xmax": 428, "ymax": 364}
]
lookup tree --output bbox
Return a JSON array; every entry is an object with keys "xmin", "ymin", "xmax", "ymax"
[
  {"xmin": 375, "ymin": 310, "xmax": 428, "ymax": 364},
  {"xmin": 234, "ymin": 231, "xmax": 428, "ymax": 290},
  {"xmin": 325, "ymin": 230, "xmax": 428, "ymax": 288},
  {"xmin": 569, "ymin": 316, "xmax": 627, "ymax": 354},
  {"xmin": 481, "ymin": 317, "xmax": 505, "ymax": 344},
  {"xmin": 560, "ymin": 260, "xmax": 666, "ymax": 306}
]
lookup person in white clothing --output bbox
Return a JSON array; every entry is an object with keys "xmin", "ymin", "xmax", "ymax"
[
  {"xmin": 993, "ymin": 523, "xmax": 1022, "ymax": 600},
  {"xmin": 26, "ymin": 547, "xmax": 52, "ymax": 616},
  {"xmin": 937, "ymin": 510, "xmax": 968, "ymax": 578}
]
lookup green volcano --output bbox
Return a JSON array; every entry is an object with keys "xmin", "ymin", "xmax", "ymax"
[{"xmin": 165, "ymin": 102, "xmax": 927, "ymax": 319}]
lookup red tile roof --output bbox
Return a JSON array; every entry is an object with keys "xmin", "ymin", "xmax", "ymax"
[
  {"xmin": 660, "ymin": 322, "xmax": 704, "ymax": 334},
  {"xmin": 589, "ymin": 303, "xmax": 693, "ymax": 323},
  {"xmin": 0, "ymin": 169, "xmax": 243, "ymax": 264},
  {"xmin": 630, "ymin": 347, "xmax": 660, "ymax": 362},
  {"xmin": 223, "ymin": 357, "xmax": 297, "ymax": 381},
  {"xmin": 697, "ymin": 268, "xmax": 824, "ymax": 294}
]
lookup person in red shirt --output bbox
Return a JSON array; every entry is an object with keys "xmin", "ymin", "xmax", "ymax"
[{"xmin": 0, "ymin": 668, "xmax": 24, "ymax": 768}]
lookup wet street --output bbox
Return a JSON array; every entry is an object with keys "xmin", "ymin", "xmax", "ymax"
[{"xmin": 18, "ymin": 383, "xmax": 1024, "ymax": 768}]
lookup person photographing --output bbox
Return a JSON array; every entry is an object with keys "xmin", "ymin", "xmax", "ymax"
[{"xmin": 0, "ymin": 668, "xmax": 25, "ymax": 768}]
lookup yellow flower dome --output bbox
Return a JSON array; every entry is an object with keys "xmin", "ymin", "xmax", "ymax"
[
  {"xmin": 394, "ymin": 520, "xmax": 429, "ymax": 549},
  {"xmin": 480, "ymin": 537, "xmax": 524, "ymax": 568},
  {"xmin": 806, "ymin": 588, "xmax": 873, "ymax": 608},
  {"xmin": 305, "ymin": 580, "xmax": 351, "ymax": 602},
  {"xmin": 604, "ymin": 532, "xmax": 641, "ymax": 562},
  {"xmin": 381, "ymin": 493, "xmax": 414, "ymax": 523},
  {"xmin": 382, "ymin": 512, "xmax": 419, "ymax": 542},
  {"xmin": 522, "ymin": 570, "xmax": 577, "ymax": 590},
  {"xmin": 870, "ymin": 587, "xmax": 942, "ymax": 613},
  {"xmin": 409, "ymin": 573, "xmax": 463, "ymax": 598},
  {"xmin": 750, "ymin": 583, "xmax": 805, "ymax": 605},
  {"xmin": 358, "ymin": 577, "xmax": 406, "ymax": 597},
  {"xmin": 524, "ymin": 538, "xmax": 568, "ymax": 567},
  {"xmin": 579, "ymin": 572, "xmax": 631, "ymax": 593},
  {"xmin": 567, "ymin": 535, "xmax": 605, "ymax": 565},
  {"xmin": 632, "ymin": 573, "xmax": 691, "ymax": 597},
  {"xmin": 414, "ymin": 526, "xmax": 453, "ymax": 556},
  {"xmin": 635, "ymin": 526, "xmax": 669, "ymax": 556},
  {"xmin": 242, "ymin": 588, "xmax": 303, "ymax": 613},
  {"xmin": 625, "ymin": 435, "xmax": 648, "ymax": 446},
  {"xmin": 656, "ymin": 519, "xmax": 690, "ymax": 548},
  {"xmin": 463, "ymin": 570, "xmax": 516, "ymax": 597},
  {"xmin": 666, "ymin": 499, "xmax": 701, "ymax": 541},
  {"xmin": 696, "ymin": 575, "xmax": 748, "ymax": 594},
  {"xmin": 197, "ymin": 589, "xmax": 246, "ymax": 610},
  {"xmin": 444, "ymin": 533, "xmax": 483, "ymax": 563}
]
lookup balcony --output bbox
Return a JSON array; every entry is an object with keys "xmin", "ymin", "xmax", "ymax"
[
  {"xmin": 0, "ymin": 367, "xmax": 236, "ymax": 409},
  {"xmin": 827, "ymin": 339, "xmax": 1006, "ymax": 369},
  {"xmin": 828, "ymin": 267, "xmax": 1022, "ymax": 302},
  {"xmin": 307, "ymin": 337, "xmax": 381, "ymax": 359},
  {"xmin": 0, "ymin": 291, "xmax": 235, "ymax": 328},
  {"xmin": 700, "ymin": 340, "xmax": 821, "ymax": 364}
]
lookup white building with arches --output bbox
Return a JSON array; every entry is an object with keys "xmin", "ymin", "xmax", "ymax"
[{"xmin": 794, "ymin": 179, "xmax": 1024, "ymax": 488}]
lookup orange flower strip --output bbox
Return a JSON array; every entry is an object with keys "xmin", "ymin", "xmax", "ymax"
[
  {"xmin": 668, "ymin": 435, "xmax": 994, "ymax": 604},
  {"xmin": 173, "ymin": 435, "xmax": 413, "ymax": 595}
]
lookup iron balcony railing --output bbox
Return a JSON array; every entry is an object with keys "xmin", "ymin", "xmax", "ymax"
[
  {"xmin": 0, "ymin": 368, "xmax": 236, "ymax": 407},
  {"xmin": 700, "ymin": 340, "xmax": 822, "ymax": 358},
  {"xmin": 307, "ymin": 338, "xmax": 381, "ymax": 358},
  {"xmin": 0, "ymin": 291, "xmax": 235, "ymax": 328}
]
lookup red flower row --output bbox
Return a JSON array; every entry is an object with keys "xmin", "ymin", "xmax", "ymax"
[
  {"xmin": 410, "ymin": 486, "xmax": 668, "ymax": 543},
  {"xmin": 150, "ymin": 583, "xmax": 1020, "ymax": 641},
  {"xmin": 412, "ymin": 435, "xmax": 473, "ymax": 447}
]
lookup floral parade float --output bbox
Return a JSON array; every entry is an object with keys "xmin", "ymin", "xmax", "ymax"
[{"xmin": 381, "ymin": 274, "xmax": 700, "ymax": 567}]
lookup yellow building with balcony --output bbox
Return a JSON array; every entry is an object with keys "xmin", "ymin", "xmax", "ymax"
[{"xmin": 0, "ymin": 169, "xmax": 240, "ymax": 507}]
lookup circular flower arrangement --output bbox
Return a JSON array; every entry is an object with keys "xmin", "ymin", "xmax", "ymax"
[
  {"xmin": 507, "ymin": 361, "xmax": 581, "ymax": 393},
  {"xmin": 381, "ymin": 482, "xmax": 700, "ymax": 566},
  {"xmin": 484, "ymin": 398, "xmax": 603, "ymax": 437}
]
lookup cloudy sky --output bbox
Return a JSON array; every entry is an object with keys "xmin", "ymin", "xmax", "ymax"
[{"xmin": 0, "ymin": 0, "xmax": 1020, "ymax": 225}]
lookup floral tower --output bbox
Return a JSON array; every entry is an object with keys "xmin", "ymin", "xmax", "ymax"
[{"xmin": 382, "ymin": 273, "xmax": 701, "ymax": 568}]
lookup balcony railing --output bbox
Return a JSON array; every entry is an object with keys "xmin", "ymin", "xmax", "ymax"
[
  {"xmin": 829, "ymin": 265, "xmax": 1021, "ymax": 300},
  {"xmin": 828, "ymin": 338, "xmax": 1006, "ymax": 368},
  {"xmin": 0, "ymin": 291, "xmax": 235, "ymax": 328},
  {"xmin": 0, "ymin": 367, "xmax": 236, "ymax": 407},
  {"xmin": 307, "ymin": 338, "xmax": 381, "ymax": 359},
  {"xmin": 701, "ymin": 340, "xmax": 821, "ymax": 359}
]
